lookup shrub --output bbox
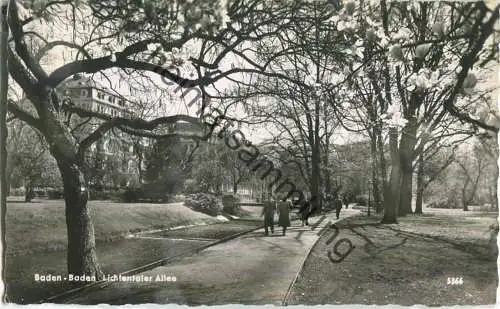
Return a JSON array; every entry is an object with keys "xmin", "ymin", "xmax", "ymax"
[
  {"xmin": 354, "ymin": 194, "xmax": 374, "ymax": 207},
  {"xmin": 122, "ymin": 186, "xmax": 143, "ymax": 203},
  {"xmin": 183, "ymin": 179, "xmax": 200, "ymax": 194},
  {"xmin": 184, "ymin": 193, "xmax": 222, "ymax": 216},
  {"xmin": 222, "ymin": 195, "xmax": 241, "ymax": 214},
  {"xmin": 89, "ymin": 189, "xmax": 122, "ymax": 201},
  {"xmin": 169, "ymin": 195, "xmax": 186, "ymax": 203},
  {"xmin": 89, "ymin": 189, "xmax": 108, "ymax": 200},
  {"xmin": 47, "ymin": 188, "xmax": 64, "ymax": 199},
  {"xmin": 141, "ymin": 183, "xmax": 170, "ymax": 203},
  {"xmin": 426, "ymin": 198, "xmax": 461, "ymax": 209}
]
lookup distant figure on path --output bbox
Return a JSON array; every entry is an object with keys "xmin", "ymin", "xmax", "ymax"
[
  {"xmin": 298, "ymin": 200, "xmax": 311, "ymax": 226},
  {"xmin": 261, "ymin": 198, "xmax": 276, "ymax": 236},
  {"xmin": 335, "ymin": 196, "xmax": 343, "ymax": 219},
  {"xmin": 277, "ymin": 199, "xmax": 291, "ymax": 235},
  {"xmin": 342, "ymin": 194, "xmax": 349, "ymax": 209}
]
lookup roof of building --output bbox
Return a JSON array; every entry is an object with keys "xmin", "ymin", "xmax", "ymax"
[
  {"xmin": 61, "ymin": 74, "xmax": 107, "ymax": 89},
  {"xmin": 60, "ymin": 74, "xmax": 139, "ymax": 108}
]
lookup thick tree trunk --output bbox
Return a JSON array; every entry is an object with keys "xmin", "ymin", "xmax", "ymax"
[
  {"xmin": 57, "ymin": 159, "xmax": 103, "ymax": 280},
  {"xmin": 323, "ymin": 167, "xmax": 332, "ymax": 198},
  {"xmin": 93, "ymin": 140, "xmax": 105, "ymax": 191},
  {"xmin": 375, "ymin": 122, "xmax": 387, "ymax": 206},
  {"xmin": 12, "ymin": 48, "xmax": 104, "ymax": 281},
  {"xmin": 462, "ymin": 178, "xmax": 470, "ymax": 211},
  {"xmin": 382, "ymin": 127, "xmax": 399, "ymax": 224},
  {"xmin": 5, "ymin": 153, "xmax": 14, "ymax": 195},
  {"xmin": 310, "ymin": 146, "xmax": 321, "ymax": 214},
  {"xmin": 491, "ymin": 137, "xmax": 499, "ymax": 211},
  {"xmin": 463, "ymin": 202, "xmax": 469, "ymax": 211},
  {"xmin": 233, "ymin": 182, "xmax": 238, "ymax": 194},
  {"xmin": 415, "ymin": 152, "xmax": 424, "ymax": 214},
  {"xmin": 489, "ymin": 185, "xmax": 498, "ymax": 211},
  {"xmin": 370, "ymin": 128, "xmax": 382, "ymax": 213},
  {"xmin": 398, "ymin": 117, "xmax": 418, "ymax": 216},
  {"xmin": 489, "ymin": 155, "xmax": 498, "ymax": 211},
  {"xmin": 310, "ymin": 104, "xmax": 322, "ymax": 214}
]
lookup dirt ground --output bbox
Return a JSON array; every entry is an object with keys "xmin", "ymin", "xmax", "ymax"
[{"xmin": 288, "ymin": 211, "xmax": 498, "ymax": 306}]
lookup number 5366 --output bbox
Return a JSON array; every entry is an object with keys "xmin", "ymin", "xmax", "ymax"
[{"xmin": 447, "ymin": 277, "xmax": 463, "ymax": 285}]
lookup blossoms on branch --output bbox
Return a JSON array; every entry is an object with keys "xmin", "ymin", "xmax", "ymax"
[
  {"xmin": 388, "ymin": 45, "xmax": 404, "ymax": 61},
  {"xmin": 328, "ymin": 0, "xmax": 360, "ymax": 33},
  {"xmin": 415, "ymin": 43, "xmax": 431, "ymax": 59},
  {"xmin": 382, "ymin": 102, "xmax": 408, "ymax": 128},
  {"xmin": 138, "ymin": 0, "xmax": 230, "ymax": 35},
  {"xmin": 406, "ymin": 69, "xmax": 440, "ymax": 91},
  {"xmin": 431, "ymin": 22, "xmax": 446, "ymax": 37}
]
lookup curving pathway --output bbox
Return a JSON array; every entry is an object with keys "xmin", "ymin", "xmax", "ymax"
[{"xmin": 59, "ymin": 209, "xmax": 359, "ymax": 305}]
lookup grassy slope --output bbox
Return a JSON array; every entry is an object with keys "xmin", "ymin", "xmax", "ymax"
[
  {"xmin": 6, "ymin": 199, "xmax": 220, "ymax": 256},
  {"xmin": 288, "ymin": 211, "xmax": 498, "ymax": 306}
]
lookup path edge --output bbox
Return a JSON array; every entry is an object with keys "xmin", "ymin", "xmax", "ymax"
[{"xmin": 281, "ymin": 213, "xmax": 342, "ymax": 306}]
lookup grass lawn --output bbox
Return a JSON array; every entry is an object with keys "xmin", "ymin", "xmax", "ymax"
[
  {"xmin": 148, "ymin": 221, "xmax": 263, "ymax": 239},
  {"xmin": 288, "ymin": 211, "xmax": 498, "ymax": 306},
  {"xmin": 6, "ymin": 198, "xmax": 221, "ymax": 256},
  {"xmin": 5, "ymin": 198, "xmax": 228, "ymax": 303}
]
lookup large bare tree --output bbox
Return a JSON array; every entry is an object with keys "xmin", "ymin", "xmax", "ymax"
[{"xmin": 5, "ymin": 0, "xmax": 303, "ymax": 278}]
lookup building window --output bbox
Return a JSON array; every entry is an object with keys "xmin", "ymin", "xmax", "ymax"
[{"xmin": 81, "ymin": 89, "xmax": 88, "ymax": 97}]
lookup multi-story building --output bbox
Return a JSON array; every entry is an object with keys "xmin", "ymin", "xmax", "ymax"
[
  {"xmin": 59, "ymin": 74, "xmax": 210, "ymax": 188},
  {"xmin": 58, "ymin": 74, "xmax": 142, "ymax": 188},
  {"xmin": 60, "ymin": 74, "xmax": 134, "ymax": 119}
]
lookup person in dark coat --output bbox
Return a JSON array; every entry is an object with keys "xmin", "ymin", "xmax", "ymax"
[
  {"xmin": 277, "ymin": 199, "xmax": 291, "ymax": 235},
  {"xmin": 261, "ymin": 199, "xmax": 276, "ymax": 236},
  {"xmin": 335, "ymin": 197, "xmax": 343, "ymax": 219},
  {"xmin": 342, "ymin": 194, "xmax": 349, "ymax": 209},
  {"xmin": 298, "ymin": 200, "xmax": 311, "ymax": 226}
]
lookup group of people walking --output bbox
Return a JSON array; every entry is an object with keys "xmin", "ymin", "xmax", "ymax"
[
  {"xmin": 261, "ymin": 198, "xmax": 292, "ymax": 236},
  {"xmin": 260, "ymin": 195, "xmax": 346, "ymax": 236}
]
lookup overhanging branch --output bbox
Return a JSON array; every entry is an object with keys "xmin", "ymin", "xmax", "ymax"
[{"xmin": 7, "ymin": 100, "xmax": 42, "ymax": 130}]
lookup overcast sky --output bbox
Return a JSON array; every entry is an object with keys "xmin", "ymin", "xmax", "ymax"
[{"xmin": 26, "ymin": 5, "xmax": 499, "ymax": 147}]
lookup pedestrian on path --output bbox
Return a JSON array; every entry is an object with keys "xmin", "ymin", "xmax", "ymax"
[
  {"xmin": 261, "ymin": 198, "xmax": 276, "ymax": 236},
  {"xmin": 342, "ymin": 194, "xmax": 349, "ymax": 209},
  {"xmin": 335, "ymin": 196, "xmax": 343, "ymax": 219},
  {"xmin": 277, "ymin": 199, "xmax": 291, "ymax": 236},
  {"xmin": 298, "ymin": 200, "xmax": 311, "ymax": 227}
]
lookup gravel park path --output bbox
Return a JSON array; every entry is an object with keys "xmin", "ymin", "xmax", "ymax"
[{"xmin": 56, "ymin": 209, "xmax": 360, "ymax": 305}]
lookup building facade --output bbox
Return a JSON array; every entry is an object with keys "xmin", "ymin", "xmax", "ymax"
[
  {"xmin": 59, "ymin": 74, "xmax": 210, "ymax": 188},
  {"xmin": 59, "ymin": 75, "xmax": 140, "ymax": 188}
]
